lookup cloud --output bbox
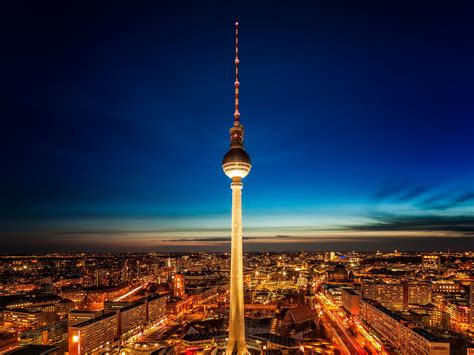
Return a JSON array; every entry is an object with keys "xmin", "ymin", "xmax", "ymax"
[
  {"xmin": 161, "ymin": 235, "xmax": 295, "ymax": 242},
  {"xmin": 373, "ymin": 184, "xmax": 406, "ymax": 200},
  {"xmin": 349, "ymin": 214, "xmax": 474, "ymax": 233},
  {"xmin": 417, "ymin": 190, "xmax": 474, "ymax": 210},
  {"xmin": 398, "ymin": 186, "xmax": 427, "ymax": 201},
  {"xmin": 453, "ymin": 191, "xmax": 474, "ymax": 204},
  {"xmin": 373, "ymin": 184, "xmax": 428, "ymax": 202},
  {"xmin": 374, "ymin": 182, "xmax": 474, "ymax": 211}
]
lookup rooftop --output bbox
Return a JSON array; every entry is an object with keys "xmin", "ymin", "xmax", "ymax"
[
  {"xmin": 362, "ymin": 298, "xmax": 407, "ymax": 322},
  {"xmin": 182, "ymin": 331, "xmax": 227, "ymax": 342},
  {"xmin": 411, "ymin": 328, "xmax": 445, "ymax": 343},
  {"xmin": 250, "ymin": 333, "xmax": 299, "ymax": 348},
  {"xmin": 5, "ymin": 345, "xmax": 60, "ymax": 355},
  {"xmin": 71, "ymin": 311, "xmax": 116, "ymax": 328}
]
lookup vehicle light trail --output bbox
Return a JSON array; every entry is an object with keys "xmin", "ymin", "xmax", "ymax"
[{"xmin": 114, "ymin": 285, "xmax": 144, "ymax": 301}]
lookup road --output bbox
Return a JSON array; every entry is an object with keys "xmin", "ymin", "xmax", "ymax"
[{"xmin": 316, "ymin": 294, "xmax": 368, "ymax": 355}]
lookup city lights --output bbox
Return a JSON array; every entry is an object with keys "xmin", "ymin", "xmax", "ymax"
[{"xmin": 1, "ymin": 2, "xmax": 473, "ymax": 355}]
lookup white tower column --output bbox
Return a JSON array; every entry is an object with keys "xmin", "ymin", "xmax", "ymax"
[
  {"xmin": 226, "ymin": 177, "xmax": 248, "ymax": 354},
  {"xmin": 222, "ymin": 20, "xmax": 251, "ymax": 355}
]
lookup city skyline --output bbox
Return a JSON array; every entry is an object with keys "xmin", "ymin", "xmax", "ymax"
[{"xmin": 1, "ymin": 1, "xmax": 474, "ymax": 253}]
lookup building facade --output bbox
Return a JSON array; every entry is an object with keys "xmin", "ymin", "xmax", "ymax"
[
  {"xmin": 341, "ymin": 288, "xmax": 360, "ymax": 316},
  {"xmin": 68, "ymin": 312, "xmax": 118, "ymax": 355},
  {"xmin": 360, "ymin": 298, "xmax": 450, "ymax": 355}
]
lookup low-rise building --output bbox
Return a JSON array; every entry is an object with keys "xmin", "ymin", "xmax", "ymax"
[
  {"xmin": 19, "ymin": 321, "xmax": 67, "ymax": 346},
  {"xmin": 3, "ymin": 308, "xmax": 55, "ymax": 328}
]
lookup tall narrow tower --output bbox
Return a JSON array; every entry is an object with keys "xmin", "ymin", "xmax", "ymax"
[{"xmin": 222, "ymin": 21, "xmax": 251, "ymax": 355}]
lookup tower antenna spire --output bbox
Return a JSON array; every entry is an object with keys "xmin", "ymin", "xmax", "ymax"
[{"xmin": 234, "ymin": 20, "xmax": 240, "ymax": 122}]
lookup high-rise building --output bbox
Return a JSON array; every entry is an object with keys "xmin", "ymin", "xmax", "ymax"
[
  {"xmin": 68, "ymin": 312, "xmax": 118, "ymax": 355},
  {"xmin": 362, "ymin": 282, "xmax": 405, "ymax": 309},
  {"xmin": 359, "ymin": 298, "xmax": 450, "ymax": 354},
  {"xmin": 147, "ymin": 294, "xmax": 166, "ymax": 323},
  {"xmin": 222, "ymin": 21, "xmax": 252, "ymax": 355},
  {"xmin": 68, "ymin": 310, "xmax": 102, "ymax": 326},
  {"xmin": 119, "ymin": 300, "xmax": 147, "ymax": 336}
]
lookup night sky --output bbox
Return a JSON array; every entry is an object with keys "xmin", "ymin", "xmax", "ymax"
[{"xmin": 1, "ymin": 1, "xmax": 473, "ymax": 253}]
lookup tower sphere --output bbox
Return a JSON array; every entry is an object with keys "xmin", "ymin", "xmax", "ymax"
[{"xmin": 222, "ymin": 147, "xmax": 251, "ymax": 179}]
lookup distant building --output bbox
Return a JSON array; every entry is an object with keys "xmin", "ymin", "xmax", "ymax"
[
  {"xmin": 59, "ymin": 287, "xmax": 86, "ymax": 305},
  {"xmin": 422, "ymin": 255, "xmax": 441, "ymax": 272},
  {"xmin": 409, "ymin": 304, "xmax": 448, "ymax": 329},
  {"xmin": 171, "ymin": 273, "xmax": 185, "ymax": 298},
  {"xmin": 431, "ymin": 281, "xmax": 466, "ymax": 294},
  {"xmin": 326, "ymin": 264, "xmax": 350, "ymax": 283},
  {"xmin": 362, "ymin": 282, "xmax": 431, "ymax": 310},
  {"xmin": 19, "ymin": 320, "xmax": 67, "ymax": 346},
  {"xmin": 445, "ymin": 299, "xmax": 470, "ymax": 332},
  {"xmin": 323, "ymin": 285, "xmax": 343, "ymax": 306},
  {"xmin": 362, "ymin": 282, "xmax": 404, "ymax": 309},
  {"xmin": 406, "ymin": 282, "xmax": 432, "ymax": 306},
  {"xmin": 4, "ymin": 295, "xmax": 63, "ymax": 310}
]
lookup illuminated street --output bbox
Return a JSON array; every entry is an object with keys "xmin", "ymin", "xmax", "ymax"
[{"xmin": 316, "ymin": 294, "xmax": 368, "ymax": 355}]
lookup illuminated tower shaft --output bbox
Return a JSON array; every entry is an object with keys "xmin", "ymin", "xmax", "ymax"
[
  {"xmin": 228, "ymin": 177, "xmax": 247, "ymax": 353},
  {"xmin": 222, "ymin": 21, "xmax": 251, "ymax": 355}
]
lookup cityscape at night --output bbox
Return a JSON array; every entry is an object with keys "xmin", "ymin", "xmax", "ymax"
[{"xmin": 0, "ymin": 1, "xmax": 473, "ymax": 354}]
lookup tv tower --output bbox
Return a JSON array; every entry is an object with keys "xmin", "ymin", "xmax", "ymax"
[{"xmin": 222, "ymin": 21, "xmax": 251, "ymax": 355}]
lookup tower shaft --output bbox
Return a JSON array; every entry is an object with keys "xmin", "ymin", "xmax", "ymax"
[
  {"xmin": 223, "ymin": 21, "xmax": 250, "ymax": 355},
  {"xmin": 226, "ymin": 177, "xmax": 248, "ymax": 354}
]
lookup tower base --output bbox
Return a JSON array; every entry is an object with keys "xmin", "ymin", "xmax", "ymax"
[{"xmin": 225, "ymin": 339, "xmax": 249, "ymax": 355}]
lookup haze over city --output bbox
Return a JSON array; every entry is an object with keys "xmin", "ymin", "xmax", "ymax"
[{"xmin": 1, "ymin": 1, "xmax": 473, "ymax": 253}]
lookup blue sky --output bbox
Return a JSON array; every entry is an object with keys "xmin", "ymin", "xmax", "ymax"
[{"xmin": 1, "ymin": 1, "xmax": 473, "ymax": 252}]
